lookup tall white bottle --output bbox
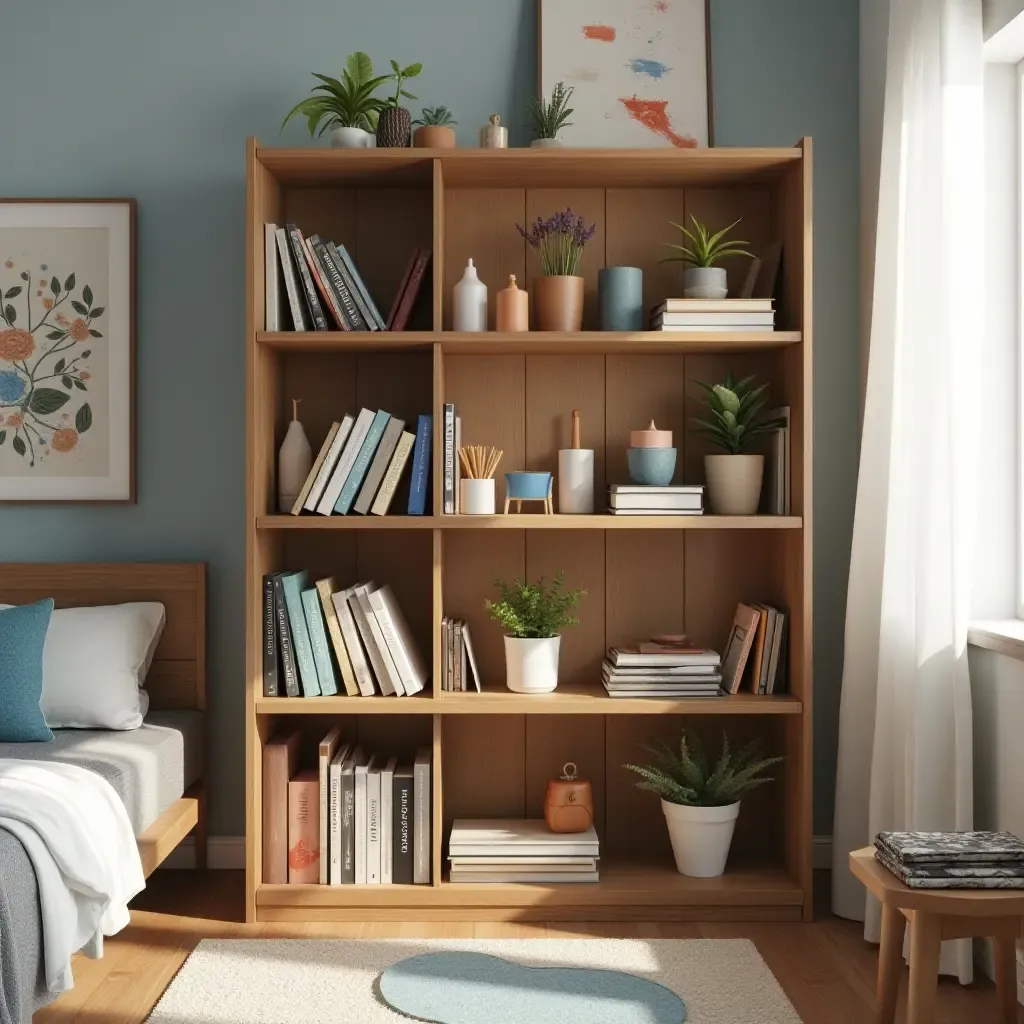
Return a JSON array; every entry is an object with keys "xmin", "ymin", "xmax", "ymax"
[
  {"xmin": 453, "ymin": 259, "xmax": 488, "ymax": 332},
  {"xmin": 278, "ymin": 397, "xmax": 312, "ymax": 512}
]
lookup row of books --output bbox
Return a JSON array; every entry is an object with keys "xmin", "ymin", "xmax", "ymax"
[
  {"xmin": 440, "ymin": 618, "xmax": 482, "ymax": 692},
  {"xmin": 264, "ymin": 729, "xmax": 432, "ymax": 885},
  {"xmin": 288, "ymin": 409, "xmax": 432, "ymax": 517},
  {"xmin": 449, "ymin": 819, "xmax": 600, "ymax": 884},
  {"xmin": 608, "ymin": 484, "xmax": 703, "ymax": 516},
  {"xmin": 603, "ymin": 640, "xmax": 723, "ymax": 698},
  {"xmin": 265, "ymin": 221, "xmax": 429, "ymax": 332},
  {"xmin": 722, "ymin": 602, "xmax": 788, "ymax": 695},
  {"xmin": 263, "ymin": 572, "xmax": 428, "ymax": 698}
]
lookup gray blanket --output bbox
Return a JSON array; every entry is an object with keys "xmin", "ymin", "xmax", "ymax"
[{"xmin": 0, "ymin": 830, "xmax": 46, "ymax": 1023}]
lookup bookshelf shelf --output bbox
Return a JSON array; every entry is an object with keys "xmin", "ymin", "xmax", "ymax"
[{"xmin": 246, "ymin": 139, "xmax": 813, "ymax": 924}]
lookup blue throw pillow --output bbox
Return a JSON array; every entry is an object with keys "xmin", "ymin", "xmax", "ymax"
[{"xmin": 0, "ymin": 599, "xmax": 54, "ymax": 742}]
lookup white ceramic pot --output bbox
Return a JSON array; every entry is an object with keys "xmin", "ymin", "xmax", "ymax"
[
  {"xmin": 661, "ymin": 799, "xmax": 740, "ymax": 877},
  {"xmin": 460, "ymin": 478, "xmax": 495, "ymax": 515},
  {"xmin": 330, "ymin": 126, "xmax": 374, "ymax": 149},
  {"xmin": 504, "ymin": 635, "xmax": 560, "ymax": 693},
  {"xmin": 683, "ymin": 266, "xmax": 728, "ymax": 300},
  {"xmin": 704, "ymin": 454, "xmax": 764, "ymax": 515},
  {"xmin": 531, "ymin": 137, "xmax": 565, "ymax": 148}
]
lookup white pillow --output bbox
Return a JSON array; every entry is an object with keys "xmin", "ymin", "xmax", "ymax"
[{"xmin": 0, "ymin": 601, "xmax": 165, "ymax": 729}]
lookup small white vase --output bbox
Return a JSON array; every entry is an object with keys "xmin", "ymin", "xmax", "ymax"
[
  {"xmin": 460, "ymin": 478, "xmax": 495, "ymax": 515},
  {"xmin": 504, "ymin": 635, "xmax": 560, "ymax": 693},
  {"xmin": 683, "ymin": 266, "xmax": 728, "ymax": 300},
  {"xmin": 278, "ymin": 399, "xmax": 312, "ymax": 512},
  {"xmin": 531, "ymin": 137, "xmax": 565, "ymax": 148},
  {"xmin": 330, "ymin": 126, "xmax": 373, "ymax": 149},
  {"xmin": 704, "ymin": 454, "xmax": 764, "ymax": 515},
  {"xmin": 453, "ymin": 259, "xmax": 488, "ymax": 331},
  {"xmin": 661, "ymin": 799, "xmax": 740, "ymax": 877}
]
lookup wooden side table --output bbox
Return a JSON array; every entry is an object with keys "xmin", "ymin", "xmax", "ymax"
[{"xmin": 850, "ymin": 847, "xmax": 1024, "ymax": 1023}]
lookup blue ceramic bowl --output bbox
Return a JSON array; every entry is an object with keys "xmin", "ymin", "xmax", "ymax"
[
  {"xmin": 505, "ymin": 471, "xmax": 552, "ymax": 499},
  {"xmin": 627, "ymin": 447, "xmax": 677, "ymax": 487}
]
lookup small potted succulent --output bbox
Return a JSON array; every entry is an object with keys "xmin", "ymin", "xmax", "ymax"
[
  {"xmin": 516, "ymin": 208, "xmax": 596, "ymax": 331},
  {"xmin": 413, "ymin": 106, "xmax": 457, "ymax": 149},
  {"xmin": 662, "ymin": 215, "xmax": 754, "ymax": 300},
  {"xmin": 693, "ymin": 372, "xmax": 787, "ymax": 515},
  {"xmin": 376, "ymin": 59, "xmax": 423, "ymax": 148},
  {"xmin": 529, "ymin": 82, "xmax": 574, "ymax": 148},
  {"xmin": 281, "ymin": 52, "xmax": 391, "ymax": 148},
  {"xmin": 625, "ymin": 730, "xmax": 783, "ymax": 877},
  {"xmin": 485, "ymin": 572, "xmax": 585, "ymax": 693}
]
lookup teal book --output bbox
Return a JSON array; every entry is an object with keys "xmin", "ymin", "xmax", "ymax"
[
  {"xmin": 333, "ymin": 409, "xmax": 391, "ymax": 515},
  {"xmin": 280, "ymin": 570, "xmax": 321, "ymax": 697},
  {"xmin": 301, "ymin": 586, "xmax": 338, "ymax": 696}
]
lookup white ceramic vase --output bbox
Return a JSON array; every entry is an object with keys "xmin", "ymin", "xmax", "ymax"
[
  {"xmin": 460, "ymin": 478, "xmax": 495, "ymax": 515},
  {"xmin": 277, "ymin": 403, "xmax": 312, "ymax": 512},
  {"xmin": 704, "ymin": 454, "xmax": 764, "ymax": 515},
  {"xmin": 330, "ymin": 126, "xmax": 374, "ymax": 149},
  {"xmin": 531, "ymin": 137, "xmax": 565, "ymax": 148},
  {"xmin": 683, "ymin": 266, "xmax": 728, "ymax": 300},
  {"xmin": 661, "ymin": 799, "xmax": 740, "ymax": 877},
  {"xmin": 504, "ymin": 635, "xmax": 560, "ymax": 693},
  {"xmin": 453, "ymin": 259, "xmax": 488, "ymax": 331}
]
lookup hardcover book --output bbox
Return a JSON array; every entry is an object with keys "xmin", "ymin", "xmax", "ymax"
[
  {"xmin": 352, "ymin": 584, "xmax": 404, "ymax": 696},
  {"xmin": 366, "ymin": 756, "xmax": 382, "ymax": 884},
  {"xmin": 262, "ymin": 572, "xmax": 279, "ymax": 697},
  {"xmin": 315, "ymin": 576, "xmax": 359, "ymax": 697},
  {"xmin": 328, "ymin": 742, "xmax": 351, "ymax": 885},
  {"xmin": 720, "ymin": 603, "xmax": 762, "ymax": 694},
  {"xmin": 280, "ymin": 570, "xmax": 321, "ymax": 697},
  {"xmin": 312, "ymin": 236, "xmax": 365, "ymax": 330},
  {"xmin": 332, "ymin": 586, "xmax": 376, "ymax": 696},
  {"xmin": 272, "ymin": 573, "xmax": 300, "ymax": 697},
  {"xmin": 370, "ymin": 430, "xmax": 415, "ymax": 516},
  {"xmin": 262, "ymin": 729, "xmax": 300, "ymax": 884},
  {"xmin": 443, "ymin": 403, "xmax": 456, "ymax": 515},
  {"xmin": 353, "ymin": 415, "xmax": 405, "ymax": 515},
  {"xmin": 287, "ymin": 769, "xmax": 320, "ymax": 884},
  {"xmin": 264, "ymin": 223, "xmax": 285, "ymax": 332},
  {"xmin": 391, "ymin": 249, "xmax": 431, "ymax": 331},
  {"xmin": 301, "ymin": 587, "xmax": 338, "ymax": 696},
  {"xmin": 285, "ymin": 223, "xmax": 328, "ymax": 331},
  {"xmin": 380, "ymin": 755, "xmax": 397, "ymax": 884},
  {"xmin": 316, "ymin": 407, "xmax": 375, "ymax": 515},
  {"xmin": 303, "ymin": 234, "xmax": 348, "ymax": 330},
  {"xmin": 333, "ymin": 410, "xmax": 390, "ymax": 515},
  {"xmin": 393, "ymin": 763, "xmax": 414, "ymax": 885},
  {"xmin": 291, "ymin": 421, "xmax": 342, "ymax": 515},
  {"xmin": 317, "ymin": 727, "xmax": 344, "ymax": 884},
  {"xmin": 407, "ymin": 414, "xmax": 432, "ymax": 515},
  {"xmin": 367, "ymin": 583, "xmax": 428, "ymax": 696},
  {"xmin": 303, "ymin": 416, "xmax": 353, "ymax": 513},
  {"xmin": 354, "ymin": 756, "xmax": 370, "ymax": 884},
  {"xmin": 413, "ymin": 746, "xmax": 431, "ymax": 884},
  {"xmin": 333, "ymin": 242, "xmax": 385, "ymax": 330},
  {"xmin": 340, "ymin": 746, "xmax": 364, "ymax": 884},
  {"xmin": 275, "ymin": 227, "xmax": 310, "ymax": 331},
  {"xmin": 386, "ymin": 250, "xmax": 419, "ymax": 329}
]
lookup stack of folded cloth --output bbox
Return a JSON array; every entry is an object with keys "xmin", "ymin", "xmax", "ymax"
[{"xmin": 875, "ymin": 830, "xmax": 1024, "ymax": 889}]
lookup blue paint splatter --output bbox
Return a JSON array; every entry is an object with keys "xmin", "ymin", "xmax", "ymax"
[{"xmin": 630, "ymin": 58, "xmax": 669, "ymax": 79}]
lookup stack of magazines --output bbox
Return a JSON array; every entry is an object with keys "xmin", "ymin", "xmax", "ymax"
[
  {"xmin": 874, "ymin": 831, "xmax": 1024, "ymax": 889},
  {"xmin": 602, "ymin": 638, "xmax": 722, "ymax": 698}
]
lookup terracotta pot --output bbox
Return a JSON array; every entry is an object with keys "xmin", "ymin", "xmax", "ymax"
[
  {"xmin": 533, "ymin": 275, "xmax": 584, "ymax": 331},
  {"xmin": 413, "ymin": 125, "xmax": 456, "ymax": 149},
  {"xmin": 376, "ymin": 107, "xmax": 411, "ymax": 148}
]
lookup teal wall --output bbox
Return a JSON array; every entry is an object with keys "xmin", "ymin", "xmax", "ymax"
[{"xmin": 0, "ymin": 0, "xmax": 858, "ymax": 836}]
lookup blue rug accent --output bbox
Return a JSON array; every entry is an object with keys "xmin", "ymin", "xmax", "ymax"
[{"xmin": 379, "ymin": 951, "xmax": 687, "ymax": 1023}]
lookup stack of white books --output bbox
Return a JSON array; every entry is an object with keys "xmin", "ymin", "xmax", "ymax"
[
  {"xmin": 650, "ymin": 298, "xmax": 774, "ymax": 332},
  {"xmin": 603, "ymin": 640, "xmax": 723, "ymax": 698},
  {"xmin": 448, "ymin": 819, "xmax": 600, "ymax": 883},
  {"xmin": 608, "ymin": 484, "xmax": 703, "ymax": 516}
]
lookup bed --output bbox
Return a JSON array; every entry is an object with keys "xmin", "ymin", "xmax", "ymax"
[{"xmin": 0, "ymin": 563, "xmax": 206, "ymax": 1023}]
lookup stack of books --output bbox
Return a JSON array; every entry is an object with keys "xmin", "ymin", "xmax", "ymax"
[
  {"xmin": 608, "ymin": 484, "xmax": 703, "ymax": 516},
  {"xmin": 263, "ymin": 729, "xmax": 432, "ymax": 886},
  {"xmin": 448, "ymin": 819, "xmax": 600, "ymax": 883},
  {"xmin": 440, "ymin": 618, "xmax": 482, "ymax": 691},
  {"xmin": 289, "ymin": 409, "xmax": 431, "ymax": 517},
  {"xmin": 602, "ymin": 639, "xmax": 723, "ymax": 698},
  {"xmin": 265, "ymin": 222, "xmax": 430, "ymax": 332},
  {"xmin": 721, "ymin": 603, "xmax": 787, "ymax": 695},
  {"xmin": 649, "ymin": 298, "xmax": 775, "ymax": 332},
  {"xmin": 874, "ymin": 831, "xmax": 1024, "ymax": 889},
  {"xmin": 262, "ymin": 573, "xmax": 429, "ymax": 698}
]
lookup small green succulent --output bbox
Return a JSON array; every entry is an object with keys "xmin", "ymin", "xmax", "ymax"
[
  {"xmin": 662, "ymin": 215, "xmax": 754, "ymax": 268},
  {"xmin": 692, "ymin": 372, "xmax": 787, "ymax": 455},
  {"xmin": 414, "ymin": 106, "xmax": 456, "ymax": 127}
]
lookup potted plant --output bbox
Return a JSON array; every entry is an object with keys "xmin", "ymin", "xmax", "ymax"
[
  {"xmin": 662, "ymin": 215, "xmax": 754, "ymax": 299},
  {"xmin": 281, "ymin": 52, "xmax": 391, "ymax": 148},
  {"xmin": 529, "ymin": 82, "xmax": 574, "ymax": 148},
  {"xmin": 692, "ymin": 372, "xmax": 787, "ymax": 515},
  {"xmin": 485, "ymin": 572, "xmax": 585, "ymax": 693},
  {"xmin": 625, "ymin": 730, "xmax": 783, "ymax": 877},
  {"xmin": 516, "ymin": 208, "xmax": 596, "ymax": 331},
  {"xmin": 376, "ymin": 59, "xmax": 423, "ymax": 148},
  {"xmin": 413, "ymin": 106, "xmax": 457, "ymax": 149}
]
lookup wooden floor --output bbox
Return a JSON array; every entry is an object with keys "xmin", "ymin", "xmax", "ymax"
[{"xmin": 36, "ymin": 871, "xmax": 1015, "ymax": 1023}]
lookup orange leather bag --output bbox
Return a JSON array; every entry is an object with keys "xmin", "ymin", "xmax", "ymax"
[{"xmin": 544, "ymin": 762, "xmax": 594, "ymax": 834}]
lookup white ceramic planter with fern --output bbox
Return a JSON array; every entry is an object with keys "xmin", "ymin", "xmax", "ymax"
[
  {"xmin": 661, "ymin": 799, "xmax": 740, "ymax": 877},
  {"xmin": 504, "ymin": 636, "xmax": 560, "ymax": 693}
]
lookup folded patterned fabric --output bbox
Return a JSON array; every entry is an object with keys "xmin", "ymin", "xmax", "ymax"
[
  {"xmin": 875, "ymin": 830, "xmax": 1024, "ymax": 866},
  {"xmin": 874, "ymin": 847, "xmax": 1024, "ymax": 889}
]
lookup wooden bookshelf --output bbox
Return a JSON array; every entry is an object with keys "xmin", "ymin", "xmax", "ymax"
[{"xmin": 245, "ymin": 138, "xmax": 813, "ymax": 923}]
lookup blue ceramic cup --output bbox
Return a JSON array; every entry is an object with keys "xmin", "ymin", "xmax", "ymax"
[
  {"xmin": 598, "ymin": 266, "xmax": 643, "ymax": 331},
  {"xmin": 505, "ymin": 471, "xmax": 552, "ymax": 499},
  {"xmin": 627, "ymin": 447, "xmax": 677, "ymax": 486}
]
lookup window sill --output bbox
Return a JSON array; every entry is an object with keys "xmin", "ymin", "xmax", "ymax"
[{"xmin": 968, "ymin": 620, "xmax": 1024, "ymax": 662}]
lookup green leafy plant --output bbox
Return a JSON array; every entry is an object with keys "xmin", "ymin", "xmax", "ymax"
[
  {"xmin": 485, "ymin": 572, "xmax": 585, "ymax": 639},
  {"xmin": 529, "ymin": 81, "xmax": 574, "ymax": 139},
  {"xmin": 662, "ymin": 215, "xmax": 754, "ymax": 268},
  {"xmin": 281, "ymin": 52, "xmax": 392, "ymax": 135},
  {"xmin": 386, "ymin": 59, "xmax": 423, "ymax": 108},
  {"xmin": 692, "ymin": 372, "xmax": 787, "ymax": 455},
  {"xmin": 413, "ymin": 106, "xmax": 456, "ymax": 127},
  {"xmin": 624, "ymin": 730, "xmax": 783, "ymax": 807}
]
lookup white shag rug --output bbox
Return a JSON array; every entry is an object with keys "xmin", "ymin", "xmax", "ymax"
[{"xmin": 147, "ymin": 938, "xmax": 803, "ymax": 1023}]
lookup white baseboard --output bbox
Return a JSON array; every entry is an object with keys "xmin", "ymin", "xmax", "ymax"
[
  {"xmin": 812, "ymin": 834, "xmax": 833, "ymax": 870},
  {"xmin": 160, "ymin": 835, "xmax": 245, "ymax": 870}
]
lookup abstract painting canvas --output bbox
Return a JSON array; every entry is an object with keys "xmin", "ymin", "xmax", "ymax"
[
  {"xmin": 539, "ymin": 0, "xmax": 711, "ymax": 148},
  {"xmin": 0, "ymin": 201, "xmax": 134, "ymax": 502}
]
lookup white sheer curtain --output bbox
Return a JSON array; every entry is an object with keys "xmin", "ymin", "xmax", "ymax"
[{"xmin": 831, "ymin": 0, "xmax": 982, "ymax": 982}]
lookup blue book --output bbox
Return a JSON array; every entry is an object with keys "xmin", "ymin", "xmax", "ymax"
[
  {"xmin": 407, "ymin": 414, "xmax": 432, "ymax": 515},
  {"xmin": 280, "ymin": 570, "xmax": 321, "ymax": 697},
  {"xmin": 333, "ymin": 410, "xmax": 391, "ymax": 515},
  {"xmin": 301, "ymin": 587, "xmax": 338, "ymax": 696},
  {"xmin": 333, "ymin": 242, "xmax": 386, "ymax": 331}
]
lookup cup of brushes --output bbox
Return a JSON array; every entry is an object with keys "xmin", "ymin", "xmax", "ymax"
[
  {"xmin": 458, "ymin": 445, "xmax": 503, "ymax": 515},
  {"xmin": 557, "ymin": 409, "xmax": 595, "ymax": 514}
]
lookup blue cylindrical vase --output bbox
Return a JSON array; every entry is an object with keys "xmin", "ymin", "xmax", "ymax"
[{"xmin": 598, "ymin": 266, "xmax": 643, "ymax": 331}]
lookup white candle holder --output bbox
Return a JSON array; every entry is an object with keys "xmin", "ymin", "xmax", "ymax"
[
  {"xmin": 460, "ymin": 478, "xmax": 496, "ymax": 515},
  {"xmin": 558, "ymin": 448, "xmax": 595, "ymax": 514}
]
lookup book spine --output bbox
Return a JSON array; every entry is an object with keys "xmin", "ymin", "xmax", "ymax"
[
  {"xmin": 317, "ymin": 580, "xmax": 358, "ymax": 697},
  {"xmin": 285, "ymin": 224, "xmax": 329, "ymax": 331},
  {"xmin": 304, "ymin": 417, "xmax": 352, "ymax": 512},
  {"xmin": 262, "ymin": 735, "xmax": 297, "ymax": 884},
  {"xmin": 287, "ymin": 774, "xmax": 320, "ymax": 884},
  {"xmin": 333, "ymin": 242, "xmax": 386, "ymax": 330},
  {"xmin": 304, "ymin": 235, "xmax": 348, "ymax": 330},
  {"xmin": 302, "ymin": 588, "xmax": 338, "ymax": 696},
  {"xmin": 355, "ymin": 769, "xmax": 367, "ymax": 884},
  {"xmin": 333, "ymin": 412, "xmax": 388, "ymax": 515},
  {"xmin": 391, "ymin": 249, "xmax": 430, "ymax": 331},
  {"xmin": 371, "ymin": 431, "xmax": 415, "ymax": 516},
  {"xmin": 413, "ymin": 753, "xmax": 430, "ymax": 884},
  {"xmin": 354, "ymin": 589, "xmax": 402, "ymax": 696},
  {"xmin": 407, "ymin": 414, "xmax": 432, "ymax": 515},
  {"xmin": 353, "ymin": 417, "xmax": 404, "ymax": 515},
  {"xmin": 394, "ymin": 774, "xmax": 414, "ymax": 884},
  {"xmin": 264, "ymin": 224, "xmax": 280, "ymax": 332},
  {"xmin": 333, "ymin": 590, "xmax": 376, "ymax": 696},
  {"xmin": 443, "ymin": 403, "xmax": 455, "ymax": 515},
  {"xmin": 262, "ymin": 574, "xmax": 279, "ymax": 697},
  {"xmin": 317, "ymin": 409, "xmax": 374, "ymax": 515},
  {"xmin": 380, "ymin": 760, "xmax": 395, "ymax": 885},
  {"xmin": 367, "ymin": 766, "xmax": 381, "ymax": 884},
  {"xmin": 273, "ymin": 575, "xmax": 300, "ymax": 697},
  {"xmin": 386, "ymin": 250, "xmax": 419, "ymax": 329},
  {"xmin": 329, "ymin": 760, "xmax": 342, "ymax": 884},
  {"xmin": 341, "ymin": 765, "xmax": 355, "ymax": 883},
  {"xmin": 275, "ymin": 228, "xmax": 309, "ymax": 330},
  {"xmin": 282, "ymin": 574, "xmax": 321, "ymax": 697},
  {"xmin": 317, "ymin": 240, "xmax": 367, "ymax": 330}
]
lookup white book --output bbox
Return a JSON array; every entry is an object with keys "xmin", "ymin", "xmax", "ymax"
[
  {"xmin": 370, "ymin": 431, "xmax": 416, "ymax": 516},
  {"xmin": 766, "ymin": 611, "xmax": 786, "ymax": 694},
  {"xmin": 450, "ymin": 856, "xmax": 598, "ymax": 868},
  {"xmin": 768, "ymin": 406, "xmax": 791, "ymax": 516},
  {"xmin": 303, "ymin": 415, "xmax": 354, "ymax": 512},
  {"xmin": 352, "ymin": 584, "xmax": 404, "ymax": 696},
  {"xmin": 318, "ymin": 727, "xmax": 344, "ymax": 885},
  {"xmin": 453, "ymin": 415, "xmax": 462, "ymax": 513},
  {"xmin": 602, "ymin": 661, "xmax": 719, "ymax": 676},
  {"xmin": 381, "ymin": 756, "xmax": 397, "ymax": 885},
  {"xmin": 651, "ymin": 298, "xmax": 773, "ymax": 314},
  {"xmin": 449, "ymin": 820, "xmax": 599, "ymax": 858},
  {"xmin": 608, "ymin": 484, "xmax": 704, "ymax": 494},
  {"xmin": 330, "ymin": 587, "xmax": 376, "ymax": 697},
  {"xmin": 608, "ymin": 648, "xmax": 721, "ymax": 668},
  {"xmin": 654, "ymin": 311, "xmax": 775, "ymax": 326},
  {"xmin": 608, "ymin": 508, "xmax": 704, "ymax": 515},
  {"xmin": 290, "ymin": 422, "xmax": 341, "ymax": 516},
  {"xmin": 354, "ymin": 416, "xmax": 405, "ymax": 515},
  {"xmin": 264, "ymin": 224, "xmax": 284, "ymax": 332},
  {"xmin": 602, "ymin": 682, "xmax": 722, "ymax": 698},
  {"xmin": 603, "ymin": 674, "xmax": 724, "ymax": 687},
  {"xmin": 413, "ymin": 746, "xmax": 431, "ymax": 884},
  {"xmin": 316, "ymin": 408, "xmax": 374, "ymax": 515},
  {"xmin": 449, "ymin": 870, "xmax": 600, "ymax": 884},
  {"xmin": 366, "ymin": 756, "xmax": 382, "ymax": 884},
  {"xmin": 328, "ymin": 742, "xmax": 351, "ymax": 885},
  {"xmin": 367, "ymin": 584, "xmax": 428, "ymax": 696},
  {"xmin": 463, "ymin": 623, "xmax": 482, "ymax": 692},
  {"xmin": 354, "ymin": 757, "xmax": 370, "ymax": 883},
  {"xmin": 459, "ymin": 621, "xmax": 467, "ymax": 692},
  {"xmin": 275, "ymin": 227, "xmax": 310, "ymax": 330},
  {"xmin": 609, "ymin": 492, "xmax": 703, "ymax": 511},
  {"xmin": 653, "ymin": 324, "xmax": 769, "ymax": 333}
]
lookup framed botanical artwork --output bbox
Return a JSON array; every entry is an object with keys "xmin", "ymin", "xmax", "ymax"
[
  {"xmin": 538, "ymin": 0, "xmax": 712, "ymax": 148},
  {"xmin": 0, "ymin": 200, "xmax": 135, "ymax": 503}
]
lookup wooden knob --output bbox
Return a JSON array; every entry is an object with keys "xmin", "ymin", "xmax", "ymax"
[{"xmin": 571, "ymin": 409, "xmax": 581, "ymax": 449}]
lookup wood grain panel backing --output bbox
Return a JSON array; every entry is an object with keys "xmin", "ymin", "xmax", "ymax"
[
  {"xmin": 432, "ymin": 163, "xmax": 445, "ymax": 331},
  {"xmin": 524, "ymin": 189, "xmax": 606, "ymax": 329},
  {"xmin": 443, "ymin": 189, "xmax": 525, "ymax": 328},
  {"xmin": 356, "ymin": 714, "xmax": 433, "ymax": 759},
  {"xmin": 281, "ymin": 353, "xmax": 357, "ymax": 468},
  {"xmin": 355, "ymin": 351, "xmax": 433, "ymax": 432},
  {"xmin": 256, "ymin": 347, "xmax": 282, "ymax": 518},
  {"xmin": 283, "ymin": 188, "xmax": 358, "ymax": 253},
  {"xmin": 252, "ymin": 157, "xmax": 283, "ymax": 333},
  {"xmin": 605, "ymin": 532, "xmax": 685, "ymax": 647},
  {"xmin": 281, "ymin": 533, "xmax": 357, "ymax": 589}
]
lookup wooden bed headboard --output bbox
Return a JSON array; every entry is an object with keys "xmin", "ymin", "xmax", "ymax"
[{"xmin": 0, "ymin": 562, "xmax": 206, "ymax": 711}]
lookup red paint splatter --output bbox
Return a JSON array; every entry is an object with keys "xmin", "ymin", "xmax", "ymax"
[
  {"xmin": 619, "ymin": 97, "xmax": 698, "ymax": 148},
  {"xmin": 654, "ymin": 0, "xmax": 669, "ymax": 11},
  {"xmin": 583, "ymin": 24, "xmax": 616, "ymax": 41}
]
